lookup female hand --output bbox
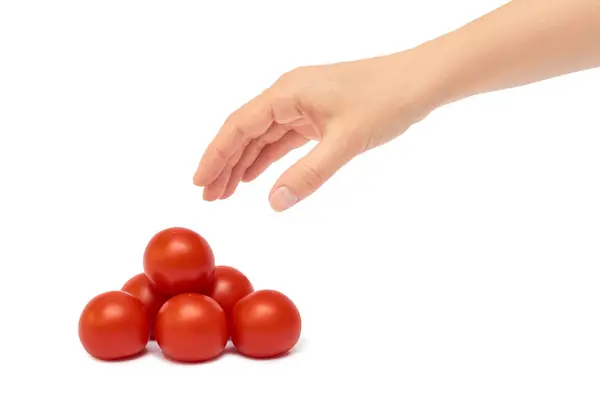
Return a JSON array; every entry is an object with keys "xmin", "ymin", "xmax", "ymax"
[
  {"xmin": 193, "ymin": 0, "xmax": 600, "ymax": 212},
  {"xmin": 192, "ymin": 50, "xmax": 438, "ymax": 212}
]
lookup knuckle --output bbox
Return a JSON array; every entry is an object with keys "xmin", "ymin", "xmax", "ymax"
[
  {"xmin": 299, "ymin": 163, "xmax": 323, "ymax": 190},
  {"xmin": 213, "ymin": 145, "xmax": 228, "ymax": 161},
  {"xmin": 230, "ymin": 123, "xmax": 247, "ymax": 140},
  {"xmin": 224, "ymin": 113, "xmax": 247, "ymax": 138},
  {"xmin": 275, "ymin": 66, "xmax": 307, "ymax": 89},
  {"xmin": 241, "ymin": 137, "xmax": 251, "ymax": 149},
  {"xmin": 268, "ymin": 85, "xmax": 291, "ymax": 103},
  {"xmin": 255, "ymin": 137, "xmax": 268, "ymax": 150}
]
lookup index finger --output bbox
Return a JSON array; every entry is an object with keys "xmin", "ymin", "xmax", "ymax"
[{"xmin": 193, "ymin": 93, "xmax": 274, "ymax": 186}]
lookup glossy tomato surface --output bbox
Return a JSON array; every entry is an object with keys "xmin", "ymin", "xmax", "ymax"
[
  {"xmin": 122, "ymin": 273, "xmax": 168, "ymax": 339},
  {"xmin": 231, "ymin": 289, "xmax": 301, "ymax": 358},
  {"xmin": 78, "ymin": 291, "xmax": 150, "ymax": 360},
  {"xmin": 143, "ymin": 227, "xmax": 215, "ymax": 296},
  {"xmin": 155, "ymin": 293, "xmax": 228, "ymax": 362},
  {"xmin": 207, "ymin": 265, "xmax": 254, "ymax": 317}
]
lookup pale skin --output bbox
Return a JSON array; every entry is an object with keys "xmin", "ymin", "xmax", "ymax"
[{"xmin": 193, "ymin": 0, "xmax": 600, "ymax": 212}]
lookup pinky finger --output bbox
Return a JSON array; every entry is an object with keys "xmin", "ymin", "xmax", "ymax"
[{"xmin": 243, "ymin": 131, "xmax": 308, "ymax": 183}]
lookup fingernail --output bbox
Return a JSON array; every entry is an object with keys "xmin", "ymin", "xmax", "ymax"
[{"xmin": 270, "ymin": 186, "xmax": 298, "ymax": 212}]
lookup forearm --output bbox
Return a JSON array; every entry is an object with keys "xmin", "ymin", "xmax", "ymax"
[{"xmin": 417, "ymin": 0, "xmax": 600, "ymax": 108}]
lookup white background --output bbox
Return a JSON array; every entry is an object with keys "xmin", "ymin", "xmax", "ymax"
[{"xmin": 1, "ymin": 1, "xmax": 599, "ymax": 396}]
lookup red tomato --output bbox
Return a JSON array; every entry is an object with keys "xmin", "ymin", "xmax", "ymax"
[
  {"xmin": 155, "ymin": 293, "xmax": 228, "ymax": 362},
  {"xmin": 207, "ymin": 266, "xmax": 254, "ymax": 318},
  {"xmin": 78, "ymin": 291, "xmax": 150, "ymax": 360},
  {"xmin": 122, "ymin": 273, "xmax": 168, "ymax": 340},
  {"xmin": 143, "ymin": 227, "xmax": 215, "ymax": 296},
  {"xmin": 231, "ymin": 289, "xmax": 301, "ymax": 359}
]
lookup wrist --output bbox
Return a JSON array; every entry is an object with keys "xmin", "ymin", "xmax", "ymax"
[
  {"xmin": 396, "ymin": 24, "xmax": 491, "ymax": 116},
  {"xmin": 414, "ymin": 39, "xmax": 465, "ymax": 110},
  {"xmin": 384, "ymin": 43, "xmax": 456, "ymax": 124}
]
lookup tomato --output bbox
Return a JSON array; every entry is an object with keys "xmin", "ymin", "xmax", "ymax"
[
  {"xmin": 122, "ymin": 273, "xmax": 168, "ymax": 340},
  {"xmin": 143, "ymin": 227, "xmax": 215, "ymax": 296},
  {"xmin": 231, "ymin": 289, "xmax": 301, "ymax": 358},
  {"xmin": 155, "ymin": 293, "xmax": 228, "ymax": 362},
  {"xmin": 78, "ymin": 291, "xmax": 150, "ymax": 360},
  {"xmin": 207, "ymin": 265, "xmax": 254, "ymax": 319}
]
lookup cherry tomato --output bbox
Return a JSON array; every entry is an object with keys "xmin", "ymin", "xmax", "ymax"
[
  {"xmin": 122, "ymin": 273, "xmax": 168, "ymax": 340},
  {"xmin": 143, "ymin": 227, "xmax": 215, "ymax": 296},
  {"xmin": 78, "ymin": 291, "xmax": 150, "ymax": 360},
  {"xmin": 155, "ymin": 293, "xmax": 228, "ymax": 362},
  {"xmin": 231, "ymin": 289, "xmax": 301, "ymax": 359},
  {"xmin": 207, "ymin": 265, "xmax": 254, "ymax": 319}
]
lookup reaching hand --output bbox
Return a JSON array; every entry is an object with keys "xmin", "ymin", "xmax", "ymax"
[
  {"xmin": 193, "ymin": 51, "xmax": 436, "ymax": 211},
  {"xmin": 193, "ymin": 0, "xmax": 600, "ymax": 212}
]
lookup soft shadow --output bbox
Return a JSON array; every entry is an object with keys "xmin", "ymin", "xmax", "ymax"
[
  {"xmin": 91, "ymin": 347, "xmax": 149, "ymax": 363},
  {"xmin": 145, "ymin": 338, "xmax": 306, "ymax": 364},
  {"xmin": 294, "ymin": 337, "xmax": 307, "ymax": 351},
  {"xmin": 223, "ymin": 337, "xmax": 306, "ymax": 361},
  {"xmin": 153, "ymin": 345, "xmax": 228, "ymax": 365},
  {"xmin": 145, "ymin": 340, "xmax": 161, "ymax": 354}
]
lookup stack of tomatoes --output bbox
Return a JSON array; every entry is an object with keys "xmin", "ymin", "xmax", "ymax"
[{"xmin": 78, "ymin": 227, "xmax": 301, "ymax": 363}]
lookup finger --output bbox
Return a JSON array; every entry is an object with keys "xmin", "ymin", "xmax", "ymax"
[
  {"xmin": 242, "ymin": 131, "xmax": 308, "ymax": 183},
  {"xmin": 194, "ymin": 94, "xmax": 274, "ymax": 187},
  {"xmin": 242, "ymin": 117, "xmax": 318, "ymax": 183},
  {"xmin": 202, "ymin": 147, "xmax": 245, "ymax": 201},
  {"xmin": 268, "ymin": 130, "xmax": 358, "ymax": 212},
  {"xmin": 220, "ymin": 123, "xmax": 289, "ymax": 200}
]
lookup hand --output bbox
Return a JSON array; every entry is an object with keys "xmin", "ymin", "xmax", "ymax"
[
  {"xmin": 193, "ymin": 0, "xmax": 600, "ymax": 213},
  {"xmin": 193, "ymin": 50, "xmax": 438, "ymax": 211}
]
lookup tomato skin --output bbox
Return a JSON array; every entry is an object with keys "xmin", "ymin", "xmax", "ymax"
[
  {"xmin": 121, "ymin": 273, "xmax": 168, "ymax": 340},
  {"xmin": 231, "ymin": 289, "xmax": 301, "ymax": 359},
  {"xmin": 78, "ymin": 291, "xmax": 150, "ymax": 360},
  {"xmin": 155, "ymin": 293, "xmax": 228, "ymax": 362},
  {"xmin": 207, "ymin": 266, "xmax": 254, "ymax": 318},
  {"xmin": 143, "ymin": 227, "xmax": 215, "ymax": 296}
]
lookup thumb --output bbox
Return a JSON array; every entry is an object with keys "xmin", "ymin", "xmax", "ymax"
[{"xmin": 269, "ymin": 132, "xmax": 357, "ymax": 212}]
